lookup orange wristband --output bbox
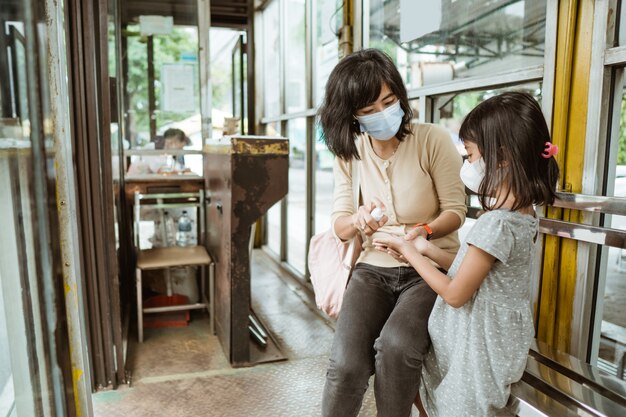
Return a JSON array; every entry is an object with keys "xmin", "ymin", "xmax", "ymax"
[{"xmin": 414, "ymin": 223, "xmax": 433, "ymax": 240}]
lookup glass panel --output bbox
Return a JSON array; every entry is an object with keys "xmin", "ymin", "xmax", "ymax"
[
  {"xmin": 266, "ymin": 201, "xmax": 282, "ymax": 256},
  {"xmin": 598, "ymin": 213, "xmax": 626, "ymax": 379},
  {"xmin": 619, "ymin": 0, "xmax": 626, "ymax": 46},
  {"xmin": 0, "ymin": 276, "xmax": 13, "ymax": 417},
  {"xmin": 125, "ymin": 24, "xmax": 148, "ymax": 146},
  {"xmin": 124, "ymin": 23, "xmax": 205, "ymax": 178},
  {"xmin": 266, "ymin": 122, "xmax": 282, "ymax": 255},
  {"xmin": 409, "ymin": 97, "xmax": 421, "ymax": 123},
  {"xmin": 287, "ymin": 118, "xmax": 307, "ymax": 273},
  {"xmin": 369, "ymin": 0, "xmax": 547, "ymax": 88},
  {"xmin": 314, "ymin": 122, "xmax": 334, "ymax": 235},
  {"xmin": 1, "ymin": 16, "xmax": 33, "ymax": 414},
  {"xmin": 265, "ymin": 121, "xmax": 282, "ymax": 137},
  {"xmin": 212, "ymin": 28, "xmax": 241, "ymax": 137},
  {"xmin": 314, "ymin": 0, "xmax": 341, "ymax": 106},
  {"xmin": 126, "ymin": 25, "xmax": 200, "ymax": 149},
  {"xmin": 263, "ymin": 0, "xmax": 281, "ymax": 118},
  {"xmin": 108, "ymin": 1, "xmax": 122, "ymax": 251},
  {"xmin": 594, "ymin": 81, "xmax": 626, "ymax": 378},
  {"xmin": 231, "ymin": 34, "xmax": 245, "ymax": 134},
  {"xmin": 0, "ymin": 0, "xmax": 65, "ymax": 412},
  {"xmin": 431, "ymin": 82, "xmax": 542, "ymax": 242},
  {"xmin": 285, "ymin": 0, "xmax": 307, "ymax": 112}
]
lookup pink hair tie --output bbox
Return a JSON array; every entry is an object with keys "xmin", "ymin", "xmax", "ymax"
[{"xmin": 542, "ymin": 141, "xmax": 558, "ymax": 159}]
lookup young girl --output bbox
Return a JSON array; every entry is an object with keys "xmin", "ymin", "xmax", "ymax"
[{"xmin": 373, "ymin": 91, "xmax": 560, "ymax": 416}]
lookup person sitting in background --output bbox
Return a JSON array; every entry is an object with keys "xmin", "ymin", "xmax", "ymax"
[{"xmin": 127, "ymin": 128, "xmax": 192, "ymax": 175}]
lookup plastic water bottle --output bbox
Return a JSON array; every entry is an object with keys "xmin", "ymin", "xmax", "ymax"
[{"xmin": 177, "ymin": 211, "xmax": 192, "ymax": 247}]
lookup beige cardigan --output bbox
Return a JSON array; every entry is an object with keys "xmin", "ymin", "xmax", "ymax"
[{"xmin": 331, "ymin": 123, "xmax": 467, "ymax": 268}]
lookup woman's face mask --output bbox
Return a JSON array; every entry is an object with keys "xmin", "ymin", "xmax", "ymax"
[
  {"xmin": 460, "ymin": 158, "xmax": 486, "ymax": 193},
  {"xmin": 355, "ymin": 100, "xmax": 404, "ymax": 141}
]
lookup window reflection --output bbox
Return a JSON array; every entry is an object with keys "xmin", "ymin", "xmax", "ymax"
[
  {"xmin": 369, "ymin": 0, "xmax": 547, "ymax": 88},
  {"xmin": 598, "ymin": 213, "xmax": 626, "ymax": 379},
  {"xmin": 263, "ymin": 1, "xmax": 281, "ymax": 118},
  {"xmin": 314, "ymin": 123, "xmax": 334, "ymax": 235},
  {"xmin": 619, "ymin": 0, "xmax": 626, "ymax": 46},
  {"xmin": 125, "ymin": 25, "xmax": 201, "ymax": 149},
  {"xmin": 285, "ymin": 0, "xmax": 307, "ymax": 112},
  {"xmin": 596, "ymin": 87, "xmax": 626, "ymax": 379},
  {"xmin": 266, "ymin": 122, "xmax": 282, "ymax": 256},
  {"xmin": 287, "ymin": 118, "xmax": 307, "ymax": 273},
  {"xmin": 1, "ymin": 0, "xmax": 62, "ymax": 411},
  {"xmin": 314, "ymin": 0, "xmax": 341, "ymax": 106},
  {"xmin": 265, "ymin": 121, "xmax": 281, "ymax": 137}
]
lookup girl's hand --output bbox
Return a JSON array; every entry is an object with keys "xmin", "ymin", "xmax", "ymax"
[
  {"xmin": 373, "ymin": 235, "xmax": 412, "ymax": 257},
  {"xmin": 372, "ymin": 241, "xmax": 407, "ymax": 263},
  {"xmin": 413, "ymin": 236, "xmax": 430, "ymax": 255},
  {"xmin": 352, "ymin": 197, "xmax": 388, "ymax": 236},
  {"xmin": 386, "ymin": 247, "xmax": 408, "ymax": 263}
]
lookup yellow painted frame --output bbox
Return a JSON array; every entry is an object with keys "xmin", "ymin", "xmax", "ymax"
[{"xmin": 537, "ymin": 0, "xmax": 593, "ymax": 353}]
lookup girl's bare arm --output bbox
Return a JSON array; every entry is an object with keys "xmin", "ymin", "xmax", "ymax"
[{"xmin": 374, "ymin": 237, "xmax": 495, "ymax": 308}]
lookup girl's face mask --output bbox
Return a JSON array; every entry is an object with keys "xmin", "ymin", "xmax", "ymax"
[
  {"xmin": 460, "ymin": 158, "xmax": 486, "ymax": 193},
  {"xmin": 355, "ymin": 100, "xmax": 404, "ymax": 141}
]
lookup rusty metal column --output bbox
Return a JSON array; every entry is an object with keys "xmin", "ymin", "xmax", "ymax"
[
  {"xmin": 66, "ymin": 0, "xmax": 124, "ymax": 390},
  {"xmin": 45, "ymin": 0, "xmax": 94, "ymax": 413}
]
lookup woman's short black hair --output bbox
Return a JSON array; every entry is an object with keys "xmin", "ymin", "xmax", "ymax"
[
  {"xmin": 317, "ymin": 48, "xmax": 413, "ymax": 160},
  {"xmin": 163, "ymin": 128, "xmax": 191, "ymax": 146},
  {"xmin": 459, "ymin": 91, "xmax": 560, "ymax": 210}
]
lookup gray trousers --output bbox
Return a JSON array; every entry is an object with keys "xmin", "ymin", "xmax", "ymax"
[{"xmin": 321, "ymin": 263, "xmax": 437, "ymax": 417}]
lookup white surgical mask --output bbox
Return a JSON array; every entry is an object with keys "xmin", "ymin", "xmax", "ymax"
[
  {"xmin": 460, "ymin": 158, "xmax": 486, "ymax": 193},
  {"xmin": 355, "ymin": 100, "xmax": 404, "ymax": 141}
]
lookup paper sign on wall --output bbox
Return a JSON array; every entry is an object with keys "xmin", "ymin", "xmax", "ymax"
[
  {"xmin": 139, "ymin": 15, "xmax": 173, "ymax": 36},
  {"xmin": 161, "ymin": 64, "xmax": 196, "ymax": 113}
]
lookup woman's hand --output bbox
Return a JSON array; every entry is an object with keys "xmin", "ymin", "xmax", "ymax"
[
  {"xmin": 404, "ymin": 224, "xmax": 430, "ymax": 241},
  {"xmin": 352, "ymin": 197, "xmax": 388, "ymax": 236}
]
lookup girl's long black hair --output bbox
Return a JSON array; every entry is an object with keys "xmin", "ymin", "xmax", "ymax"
[
  {"xmin": 459, "ymin": 91, "xmax": 560, "ymax": 210},
  {"xmin": 317, "ymin": 49, "xmax": 413, "ymax": 161}
]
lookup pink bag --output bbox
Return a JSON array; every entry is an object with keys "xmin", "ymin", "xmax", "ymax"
[
  {"xmin": 308, "ymin": 157, "xmax": 361, "ymax": 318},
  {"xmin": 308, "ymin": 231, "xmax": 362, "ymax": 318}
]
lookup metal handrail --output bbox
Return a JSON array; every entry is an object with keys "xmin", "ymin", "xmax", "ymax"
[
  {"xmin": 538, "ymin": 218, "xmax": 626, "ymax": 249},
  {"xmin": 509, "ymin": 340, "xmax": 626, "ymax": 417},
  {"xmin": 553, "ymin": 192, "xmax": 626, "ymax": 216}
]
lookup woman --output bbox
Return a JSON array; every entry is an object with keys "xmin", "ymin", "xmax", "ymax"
[
  {"xmin": 127, "ymin": 128, "xmax": 191, "ymax": 175},
  {"xmin": 318, "ymin": 49, "xmax": 467, "ymax": 417}
]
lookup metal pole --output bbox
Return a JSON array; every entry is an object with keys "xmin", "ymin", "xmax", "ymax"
[{"xmin": 147, "ymin": 35, "xmax": 157, "ymax": 139}]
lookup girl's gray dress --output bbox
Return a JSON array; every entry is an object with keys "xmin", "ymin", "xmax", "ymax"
[{"xmin": 420, "ymin": 209, "xmax": 538, "ymax": 417}]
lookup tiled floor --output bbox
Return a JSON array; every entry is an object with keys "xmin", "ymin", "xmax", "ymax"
[{"xmin": 92, "ymin": 250, "xmax": 407, "ymax": 417}]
